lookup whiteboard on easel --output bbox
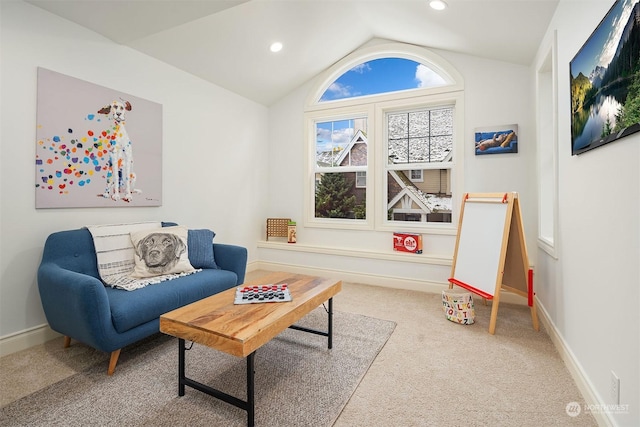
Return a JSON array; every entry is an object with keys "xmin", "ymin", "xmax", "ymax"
[
  {"xmin": 449, "ymin": 192, "xmax": 539, "ymax": 334},
  {"xmin": 451, "ymin": 199, "xmax": 509, "ymax": 298}
]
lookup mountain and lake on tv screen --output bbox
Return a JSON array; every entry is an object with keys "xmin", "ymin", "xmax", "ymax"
[{"xmin": 570, "ymin": 0, "xmax": 640, "ymax": 154}]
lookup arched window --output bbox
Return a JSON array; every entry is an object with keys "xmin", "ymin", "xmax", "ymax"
[
  {"xmin": 320, "ymin": 58, "xmax": 448, "ymax": 102},
  {"xmin": 304, "ymin": 43, "xmax": 464, "ymax": 233}
]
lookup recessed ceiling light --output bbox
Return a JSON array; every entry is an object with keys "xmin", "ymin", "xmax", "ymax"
[
  {"xmin": 429, "ymin": 0, "xmax": 447, "ymax": 10},
  {"xmin": 270, "ymin": 42, "xmax": 283, "ymax": 53}
]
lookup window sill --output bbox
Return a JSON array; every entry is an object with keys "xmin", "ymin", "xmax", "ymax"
[
  {"xmin": 257, "ymin": 240, "xmax": 452, "ymax": 266},
  {"xmin": 537, "ymin": 238, "xmax": 558, "ymax": 259}
]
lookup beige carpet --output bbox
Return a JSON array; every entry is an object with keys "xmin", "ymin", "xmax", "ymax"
[
  {"xmin": 1, "ymin": 271, "xmax": 597, "ymax": 426},
  {"xmin": 332, "ymin": 282, "xmax": 597, "ymax": 426}
]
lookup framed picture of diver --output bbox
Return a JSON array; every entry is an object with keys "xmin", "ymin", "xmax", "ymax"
[
  {"xmin": 570, "ymin": 0, "xmax": 640, "ymax": 156},
  {"xmin": 474, "ymin": 124, "xmax": 518, "ymax": 155},
  {"xmin": 35, "ymin": 67, "xmax": 163, "ymax": 208}
]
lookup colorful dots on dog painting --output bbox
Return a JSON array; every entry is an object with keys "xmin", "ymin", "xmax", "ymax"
[
  {"xmin": 35, "ymin": 95, "xmax": 145, "ymax": 203},
  {"xmin": 35, "ymin": 123, "xmax": 110, "ymax": 194}
]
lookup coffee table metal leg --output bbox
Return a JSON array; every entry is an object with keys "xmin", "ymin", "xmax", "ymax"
[
  {"xmin": 289, "ymin": 297, "xmax": 335, "ymax": 349},
  {"xmin": 176, "ymin": 339, "xmax": 256, "ymax": 427},
  {"xmin": 178, "ymin": 338, "xmax": 185, "ymax": 396},
  {"xmin": 328, "ymin": 297, "xmax": 333, "ymax": 349},
  {"xmin": 247, "ymin": 352, "xmax": 255, "ymax": 427}
]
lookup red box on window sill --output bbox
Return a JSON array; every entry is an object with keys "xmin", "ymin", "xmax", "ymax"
[{"xmin": 393, "ymin": 232, "xmax": 423, "ymax": 254}]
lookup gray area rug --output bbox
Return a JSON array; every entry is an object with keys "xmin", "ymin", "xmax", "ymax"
[{"xmin": 1, "ymin": 308, "xmax": 395, "ymax": 426}]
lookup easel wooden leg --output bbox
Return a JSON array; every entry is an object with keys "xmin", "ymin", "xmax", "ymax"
[
  {"xmin": 488, "ymin": 298, "xmax": 500, "ymax": 335},
  {"xmin": 530, "ymin": 301, "xmax": 540, "ymax": 331}
]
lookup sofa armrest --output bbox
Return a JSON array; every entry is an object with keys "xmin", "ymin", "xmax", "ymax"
[
  {"xmin": 212, "ymin": 243, "xmax": 247, "ymax": 284},
  {"xmin": 37, "ymin": 262, "xmax": 114, "ymax": 351}
]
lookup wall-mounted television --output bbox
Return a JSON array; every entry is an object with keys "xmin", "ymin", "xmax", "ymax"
[{"xmin": 570, "ymin": 0, "xmax": 640, "ymax": 155}]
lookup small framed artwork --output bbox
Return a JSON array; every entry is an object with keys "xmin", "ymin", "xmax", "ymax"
[
  {"xmin": 570, "ymin": 0, "xmax": 640, "ymax": 155},
  {"xmin": 474, "ymin": 124, "xmax": 518, "ymax": 155}
]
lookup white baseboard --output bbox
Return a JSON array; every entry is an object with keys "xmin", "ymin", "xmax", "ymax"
[
  {"xmin": 0, "ymin": 324, "xmax": 61, "ymax": 357},
  {"xmin": 248, "ymin": 260, "xmax": 529, "ymax": 305},
  {"xmin": 249, "ymin": 260, "xmax": 445, "ymax": 292},
  {"xmin": 0, "ymin": 264, "xmax": 537, "ymax": 352},
  {"xmin": 535, "ymin": 300, "xmax": 613, "ymax": 427}
]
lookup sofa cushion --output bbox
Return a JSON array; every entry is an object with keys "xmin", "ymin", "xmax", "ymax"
[
  {"xmin": 130, "ymin": 226, "xmax": 195, "ymax": 278},
  {"xmin": 187, "ymin": 229, "xmax": 218, "ymax": 269},
  {"xmin": 107, "ymin": 269, "xmax": 238, "ymax": 334}
]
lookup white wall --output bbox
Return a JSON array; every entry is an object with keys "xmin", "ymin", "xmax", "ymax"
[
  {"xmin": 3, "ymin": 1, "xmax": 638, "ymax": 425},
  {"xmin": 263, "ymin": 43, "xmax": 536, "ymax": 290},
  {"xmin": 534, "ymin": 1, "xmax": 639, "ymax": 426},
  {"xmin": 0, "ymin": 1, "xmax": 269, "ymax": 342},
  {"xmin": 266, "ymin": 8, "xmax": 639, "ymax": 424}
]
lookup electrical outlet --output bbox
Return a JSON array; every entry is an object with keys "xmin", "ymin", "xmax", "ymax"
[{"xmin": 610, "ymin": 371, "xmax": 620, "ymax": 404}]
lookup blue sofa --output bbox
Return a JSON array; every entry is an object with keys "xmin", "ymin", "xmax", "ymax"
[{"xmin": 37, "ymin": 224, "xmax": 247, "ymax": 375}]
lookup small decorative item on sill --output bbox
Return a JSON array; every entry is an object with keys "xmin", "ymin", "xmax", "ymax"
[
  {"xmin": 287, "ymin": 221, "xmax": 297, "ymax": 243},
  {"xmin": 393, "ymin": 232, "xmax": 422, "ymax": 254},
  {"xmin": 266, "ymin": 218, "xmax": 290, "ymax": 241}
]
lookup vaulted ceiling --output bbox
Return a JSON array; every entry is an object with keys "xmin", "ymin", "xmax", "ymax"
[{"xmin": 26, "ymin": 0, "xmax": 559, "ymax": 106}]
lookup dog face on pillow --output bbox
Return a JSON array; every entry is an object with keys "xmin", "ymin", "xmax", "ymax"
[{"xmin": 135, "ymin": 232, "xmax": 186, "ymax": 275}]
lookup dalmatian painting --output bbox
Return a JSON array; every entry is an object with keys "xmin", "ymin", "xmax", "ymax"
[
  {"xmin": 35, "ymin": 68, "xmax": 162, "ymax": 208},
  {"xmin": 98, "ymin": 99, "xmax": 140, "ymax": 202}
]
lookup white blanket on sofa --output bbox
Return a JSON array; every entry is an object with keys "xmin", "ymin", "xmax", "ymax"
[{"xmin": 87, "ymin": 222, "xmax": 197, "ymax": 291}]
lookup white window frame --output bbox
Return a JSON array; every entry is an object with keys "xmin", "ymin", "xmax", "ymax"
[
  {"xmin": 355, "ymin": 171, "xmax": 367, "ymax": 188},
  {"xmin": 375, "ymin": 92, "xmax": 464, "ymax": 234},
  {"xmin": 535, "ymin": 31, "xmax": 559, "ymax": 258},
  {"xmin": 304, "ymin": 42, "xmax": 465, "ymax": 235},
  {"xmin": 304, "ymin": 105, "xmax": 374, "ymax": 230}
]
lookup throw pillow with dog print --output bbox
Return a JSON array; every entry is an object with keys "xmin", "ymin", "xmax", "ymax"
[{"xmin": 130, "ymin": 226, "xmax": 195, "ymax": 278}]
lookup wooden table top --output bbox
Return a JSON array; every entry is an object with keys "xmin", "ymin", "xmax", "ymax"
[{"xmin": 159, "ymin": 272, "xmax": 342, "ymax": 357}]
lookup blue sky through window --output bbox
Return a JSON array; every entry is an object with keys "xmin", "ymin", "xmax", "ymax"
[
  {"xmin": 320, "ymin": 57, "xmax": 446, "ymax": 102},
  {"xmin": 317, "ymin": 120, "xmax": 354, "ymax": 146},
  {"xmin": 316, "ymin": 118, "xmax": 365, "ymax": 156}
]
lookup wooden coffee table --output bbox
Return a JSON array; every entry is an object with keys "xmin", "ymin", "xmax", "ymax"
[{"xmin": 159, "ymin": 271, "xmax": 342, "ymax": 427}]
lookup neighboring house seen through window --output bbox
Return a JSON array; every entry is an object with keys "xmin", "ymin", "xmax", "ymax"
[
  {"xmin": 386, "ymin": 107, "xmax": 453, "ymax": 224},
  {"xmin": 314, "ymin": 118, "xmax": 368, "ymax": 220}
]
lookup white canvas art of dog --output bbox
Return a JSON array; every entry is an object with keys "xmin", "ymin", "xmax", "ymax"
[
  {"xmin": 36, "ymin": 68, "xmax": 162, "ymax": 208},
  {"xmin": 97, "ymin": 99, "xmax": 141, "ymax": 201}
]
